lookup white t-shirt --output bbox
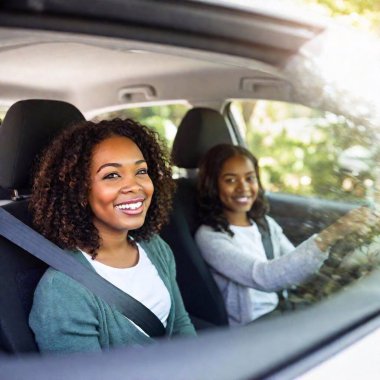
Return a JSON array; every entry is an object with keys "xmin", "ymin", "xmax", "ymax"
[{"xmin": 82, "ymin": 244, "xmax": 171, "ymax": 334}]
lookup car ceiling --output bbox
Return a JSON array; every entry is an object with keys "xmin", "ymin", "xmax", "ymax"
[
  {"xmin": 0, "ymin": 27, "xmax": 291, "ymax": 115},
  {"xmin": 0, "ymin": 0, "xmax": 326, "ymax": 115}
]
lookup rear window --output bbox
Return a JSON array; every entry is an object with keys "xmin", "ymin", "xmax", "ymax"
[{"xmin": 90, "ymin": 103, "xmax": 190, "ymax": 149}]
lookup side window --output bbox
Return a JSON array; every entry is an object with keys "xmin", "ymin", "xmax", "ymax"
[
  {"xmin": 230, "ymin": 100, "xmax": 380, "ymax": 307},
  {"xmin": 90, "ymin": 103, "xmax": 190, "ymax": 149},
  {"xmin": 0, "ymin": 106, "xmax": 8, "ymax": 125},
  {"xmin": 229, "ymin": 100, "xmax": 378, "ymax": 205}
]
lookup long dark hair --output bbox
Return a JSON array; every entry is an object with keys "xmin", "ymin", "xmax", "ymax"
[
  {"xmin": 198, "ymin": 143, "xmax": 269, "ymax": 236},
  {"xmin": 31, "ymin": 118, "xmax": 175, "ymax": 257}
]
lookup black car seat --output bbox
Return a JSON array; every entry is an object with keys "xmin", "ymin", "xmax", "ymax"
[
  {"xmin": 0, "ymin": 187, "xmax": 12, "ymax": 199},
  {"xmin": 161, "ymin": 107, "xmax": 234, "ymax": 327},
  {"xmin": 0, "ymin": 99, "xmax": 85, "ymax": 353}
]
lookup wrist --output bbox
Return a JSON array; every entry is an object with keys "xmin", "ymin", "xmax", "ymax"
[{"xmin": 315, "ymin": 226, "xmax": 340, "ymax": 251}]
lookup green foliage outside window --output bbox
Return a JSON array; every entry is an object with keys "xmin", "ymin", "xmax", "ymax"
[
  {"xmin": 0, "ymin": 107, "xmax": 8, "ymax": 125},
  {"xmin": 300, "ymin": 0, "xmax": 380, "ymax": 36},
  {"xmin": 231, "ymin": 100, "xmax": 376, "ymax": 203},
  {"xmin": 91, "ymin": 103, "xmax": 190, "ymax": 148},
  {"xmin": 231, "ymin": 100, "xmax": 380, "ymax": 306}
]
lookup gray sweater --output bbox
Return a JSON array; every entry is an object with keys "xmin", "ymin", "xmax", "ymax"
[
  {"xmin": 195, "ymin": 216, "xmax": 328, "ymax": 325},
  {"xmin": 29, "ymin": 235, "xmax": 196, "ymax": 353}
]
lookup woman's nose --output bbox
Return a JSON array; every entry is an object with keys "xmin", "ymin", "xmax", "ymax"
[
  {"xmin": 236, "ymin": 179, "xmax": 247, "ymax": 191},
  {"xmin": 120, "ymin": 175, "xmax": 141, "ymax": 192}
]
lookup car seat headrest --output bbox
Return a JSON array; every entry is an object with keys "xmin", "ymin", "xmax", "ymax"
[
  {"xmin": 171, "ymin": 107, "xmax": 233, "ymax": 169},
  {"xmin": 0, "ymin": 99, "xmax": 85, "ymax": 192}
]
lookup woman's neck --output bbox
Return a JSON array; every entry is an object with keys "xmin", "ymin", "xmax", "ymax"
[
  {"xmin": 94, "ymin": 232, "xmax": 139, "ymax": 268},
  {"xmin": 224, "ymin": 211, "xmax": 251, "ymax": 227}
]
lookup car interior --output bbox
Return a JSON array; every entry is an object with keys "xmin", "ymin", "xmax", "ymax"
[
  {"xmin": 1, "ymin": 2, "xmax": 380, "ymax": 378},
  {"xmin": 0, "ymin": 98, "xmax": 366, "ymax": 353},
  {"xmin": 0, "ymin": 20, "xmax": 329, "ymax": 353},
  {"xmin": 0, "ymin": 101, "xmax": 236, "ymax": 352}
]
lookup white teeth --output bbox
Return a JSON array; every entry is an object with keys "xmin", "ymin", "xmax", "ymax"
[
  {"xmin": 116, "ymin": 202, "xmax": 143, "ymax": 210},
  {"xmin": 236, "ymin": 197, "xmax": 248, "ymax": 202}
]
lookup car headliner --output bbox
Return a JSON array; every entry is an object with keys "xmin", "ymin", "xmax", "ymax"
[
  {"xmin": 0, "ymin": 30, "xmax": 283, "ymax": 114},
  {"xmin": 0, "ymin": 0, "xmax": 326, "ymax": 115}
]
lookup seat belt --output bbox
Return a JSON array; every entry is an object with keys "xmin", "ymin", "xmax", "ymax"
[
  {"xmin": 0, "ymin": 208, "xmax": 165, "ymax": 338},
  {"xmin": 256, "ymin": 217, "xmax": 274, "ymax": 260},
  {"xmin": 256, "ymin": 216, "xmax": 293, "ymax": 311}
]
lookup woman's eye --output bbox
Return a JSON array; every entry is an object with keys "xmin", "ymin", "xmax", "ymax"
[
  {"xmin": 103, "ymin": 172, "xmax": 120, "ymax": 180},
  {"xmin": 247, "ymin": 176, "xmax": 257, "ymax": 183},
  {"xmin": 225, "ymin": 178, "xmax": 235, "ymax": 184},
  {"xmin": 137, "ymin": 168, "xmax": 148, "ymax": 175}
]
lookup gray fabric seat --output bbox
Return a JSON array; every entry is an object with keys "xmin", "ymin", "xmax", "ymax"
[{"xmin": 161, "ymin": 107, "xmax": 234, "ymax": 327}]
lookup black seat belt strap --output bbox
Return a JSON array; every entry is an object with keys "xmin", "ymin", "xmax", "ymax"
[{"xmin": 0, "ymin": 208, "xmax": 165, "ymax": 338}]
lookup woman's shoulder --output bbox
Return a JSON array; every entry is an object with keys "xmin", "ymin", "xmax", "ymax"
[
  {"xmin": 140, "ymin": 234, "xmax": 170, "ymax": 252},
  {"xmin": 31, "ymin": 267, "xmax": 100, "ymax": 329},
  {"xmin": 195, "ymin": 224, "xmax": 230, "ymax": 243},
  {"xmin": 35, "ymin": 265, "xmax": 95, "ymax": 301},
  {"xmin": 139, "ymin": 234, "xmax": 174, "ymax": 265},
  {"xmin": 195, "ymin": 224, "xmax": 214, "ymax": 235},
  {"xmin": 38, "ymin": 266, "xmax": 73, "ymax": 287},
  {"xmin": 195, "ymin": 224, "xmax": 216, "ymax": 237},
  {"xmin": 264, "ymin": 215, "xmax": 283, "ymax": 232}
]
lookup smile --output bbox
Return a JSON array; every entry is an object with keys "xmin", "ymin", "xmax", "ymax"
[
  {"xmin": 114, "ymin": 198, "xmax": 145, "ymax": 215},
  {"xmin": 233, "ymin": 196, "xmax": 252, "ymax": 203},
  {"xmin": 115, "ymin": 201, "xmax": 143, "ymax": 210}
]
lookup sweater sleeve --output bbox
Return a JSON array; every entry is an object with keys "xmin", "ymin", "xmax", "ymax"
[
  {"xmin": 29, "ymin": 269, "xmax": 102, "ymax": 353},
  {"xmin": 195, "ymin": 226, "xmax": 329, "ymax": 292}
]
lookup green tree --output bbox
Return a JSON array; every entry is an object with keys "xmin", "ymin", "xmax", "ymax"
[
  {"xmin": 91, "ymin": 104, "xmax": 189, "ymax": 147},
  {"xmin": 235, "ymin": 100, "xmax": 375, "ymax": 202},
  {"xmin": 302, "ymin": 0, "xmax": 380, "ymax": 35}
]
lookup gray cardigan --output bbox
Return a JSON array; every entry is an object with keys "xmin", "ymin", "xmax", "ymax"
[
  {"xmin": 195, "ymin": 216, "xmax": 329, "ymax": 325},
  {"xmin": 29, "ymin": 235, "xmax": 196, "ymax": 353}
]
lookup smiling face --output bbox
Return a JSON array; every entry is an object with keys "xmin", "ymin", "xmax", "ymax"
[
  {"xmin": 217, "ymin": 154, "xmax": 259, "ymax": 226},
  {"xmin": 88, "ymin": 136, "xmax": 154, "ymax": 239}
]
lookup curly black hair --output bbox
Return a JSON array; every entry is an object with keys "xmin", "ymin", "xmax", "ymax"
[
  {"xmin": 30, "ymin": 118, "xmax": 175, "ymax": 257},
  {"xmin": 198, "ymin": 143, "xmax": 269, "ymax": 236}
]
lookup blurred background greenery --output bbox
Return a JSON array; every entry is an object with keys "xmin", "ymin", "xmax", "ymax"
[{"xmin": 302, "ymin": 0, "xmax": 380, "ymax": 35}]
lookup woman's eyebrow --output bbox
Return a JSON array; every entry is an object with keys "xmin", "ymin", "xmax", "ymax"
[
  {"xmin": 96, "ymin": 160, "xmax": 147, "ymax": 173},
  {"xmin": 96, "ymin": 163, "xmax": 121, "ymax": 173},
  {"xmin": 222, "ymin": 170, "xmax": 255, "ymax": 177}
]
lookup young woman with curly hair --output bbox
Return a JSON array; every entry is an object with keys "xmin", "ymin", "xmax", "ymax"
[
  {"xmin": 195, "ymin": 143, "xmax": 374, "ymax": 325},
  {"xmin": 29, "ymin": 118, "xmax": 195, "ymax": 353}
]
